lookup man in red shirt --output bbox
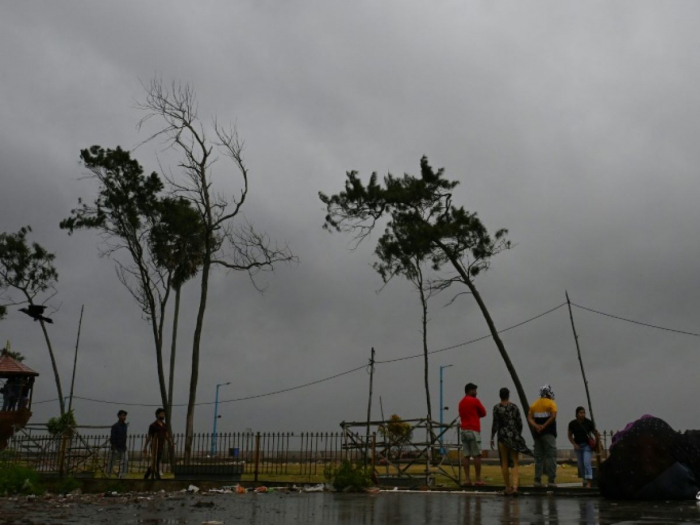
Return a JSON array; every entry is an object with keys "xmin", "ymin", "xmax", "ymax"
[{"xmin": 458, "ymin": 382, "xmax": 487, "ymax": 486}]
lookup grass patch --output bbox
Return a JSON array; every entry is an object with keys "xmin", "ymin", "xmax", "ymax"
[{"xmin": 0, "ymin": 463, "xmax": 44, "ymax": 495}]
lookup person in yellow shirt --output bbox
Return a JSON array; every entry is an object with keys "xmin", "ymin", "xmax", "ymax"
[{"xmin": 527, "ymin": 385, "xmax": 558, "ymax": 488}]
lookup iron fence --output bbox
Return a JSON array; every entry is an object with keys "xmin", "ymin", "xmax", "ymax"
[
  {"xmin": 0, "ymin": 426, "xmax": 669, "ymax": 480},
  {"xmin": 2, "ymin": 430, "xmax": 363, "ymax": 480}
]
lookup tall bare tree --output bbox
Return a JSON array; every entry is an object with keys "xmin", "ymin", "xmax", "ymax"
[
  {"xmin": 137, "ymin": 79, "xmax": 296, "ymax": 458},
  {"xmin": 0, "ymin": 226, "xmax": 64, "ymax": 414}
]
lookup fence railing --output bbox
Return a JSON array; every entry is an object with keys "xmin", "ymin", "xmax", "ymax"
[
  {"xmin": 0, "ymin": 426, "xmax": 662, "ymax": 480},
  {"xmin": 2, "ymin": 430, "xmax": 364, "ymax": 480}
]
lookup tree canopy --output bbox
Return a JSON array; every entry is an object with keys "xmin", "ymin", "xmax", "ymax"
[
  {"xmin": 320, "ymin": 157, "xmax": 531, "ymax": 417},
  {"xmin": 0, "ymin": 226, "xmax": 64, "ymax": 413},
  {"xmin": 322, "ymin": 156, "xmax": 511, "ymax": 285},
  {"xmin": 61, "ymin": 145, "xmax": 206, "ymax": 428}
]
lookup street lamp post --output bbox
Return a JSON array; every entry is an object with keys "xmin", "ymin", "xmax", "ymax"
[
  {"xmin": 211, "ymin": 382, "xmax": 231, "ymax": 456},
  {"xmin": 439, "ymin": 364, "xmax": 453, "ymax": 454}
]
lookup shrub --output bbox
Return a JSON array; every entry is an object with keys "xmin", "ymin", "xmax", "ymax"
[
  {"xmin": 378, "ymin": 414, "xmax": 413, "ymax": 459},
  {"xmin": 324, "ymin": 460, "xmax": 372, "ymax": 492},
  {"xmin": 47, "ymin": 410, "xmax": 77, "ymax": 436},
  {"xmin": 55, "ymin": 476, "xmax": 81, "ymax": 495},
  {"xmin": 0, "ymin": 463, "xmax": 43, "ymax": 496}
]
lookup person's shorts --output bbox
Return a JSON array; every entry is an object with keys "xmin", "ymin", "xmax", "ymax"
[{"xmin": 461, "ymin": 430, "xmax": 482, "ymax": 457}]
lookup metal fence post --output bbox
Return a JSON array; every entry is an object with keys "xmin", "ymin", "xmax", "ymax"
[{"xmin": 254, "ymin": 432, "xmax": 261, "ymax": 482}]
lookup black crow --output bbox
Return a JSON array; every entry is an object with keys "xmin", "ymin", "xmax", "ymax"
[{"xmin": 19, "ymin": 305, "xmax": 53, "ymax": 324}]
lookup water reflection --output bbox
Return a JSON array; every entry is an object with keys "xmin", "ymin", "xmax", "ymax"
[
  {"xmin": 458, "ymin": 493, "xmax": 483, "ymax": 523},
  {"xmin": 501, "ymin": 497, "xmax": 521, "ymax": 524},
  {"xmin": 579, "ymin": 499, "xmax": 596, "ymax": 525},
  {"xmin": 5, "ymin": 492, "xmax": 699, "ymax": 524}
]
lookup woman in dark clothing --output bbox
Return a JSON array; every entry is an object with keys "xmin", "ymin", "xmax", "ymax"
[
  {"xmin": 490, "ymin": 387, "xmax": 532, "ymax": 495},
  {"xmin": 567, "ymin": 406, "xmax": 596, "ymax": 488}
]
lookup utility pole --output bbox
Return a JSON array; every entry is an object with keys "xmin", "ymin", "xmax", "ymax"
[
  {"xmin": 565, "ymin": 292, "xmax": 595, "ymax": 423},
  {"xmin": 67, "ymin": 305, "xmax": 84, "ymax": 413},
  {"xmin": 566, "ymin": 291, "xmax": 601, "ymax": 465},
  {"xmin": 211, "ymin": 381, "xmax": 231, "ymax": 456},
  {"xmin": 439, "ymin": 364, "xmax": 453, "ymax": 454},
  {"xmin": 365, "ymin": 347, "xmax": 375, "ymax": 466}
]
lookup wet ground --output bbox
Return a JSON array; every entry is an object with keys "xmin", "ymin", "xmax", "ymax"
[{"xmin": 2, "ymin": 490, "xmax": 700, "ymax": 524}]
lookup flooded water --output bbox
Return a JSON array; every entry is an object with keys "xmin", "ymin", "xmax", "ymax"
[{"xmin": 2, "ymin": 491, "xmax": 700, "ymax": 524}]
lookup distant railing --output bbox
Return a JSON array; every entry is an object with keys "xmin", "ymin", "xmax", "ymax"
[
  {"xmin": 2, "ymin": 430, "xmax": 363, "ymax": 480},
  {"xmin": 2, "ymin": 426, "xmax": 680, "ymax": 480}
]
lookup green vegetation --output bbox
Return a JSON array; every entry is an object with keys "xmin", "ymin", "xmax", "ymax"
[
  {"xmin": 0, "ymin": 226, "xmax": 65, "ymax": 414},
  {"xmin": 324, "ymin": 460, "xmax": 373, "ymax": 491},
  {"xmin": 320, "ymin": 158, "xmax": 532, "ymax": 418},
  {"xmin": 0, "ymin": 456, "xmax": 43, "ymax": 495},
  {"xmin": 47, "ymin": 410, "xmax": 77, "ymax": 436},
  {"xmin": 54, "ymin": 476, "xmax": 81, "ymax": 495},
  {"xmin": 378, "ymin": 415, "xmax": 413, "ymax": 458}
]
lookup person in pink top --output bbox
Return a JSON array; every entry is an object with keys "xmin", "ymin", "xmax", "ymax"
[{"xmin": 458, "ymin": 382, "xmax": 487, "ymax": 486}]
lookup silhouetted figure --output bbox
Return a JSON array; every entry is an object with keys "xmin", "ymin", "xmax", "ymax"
[
  {"xmin": 18, "ymin": 305, "xmax": 53, "ymax": 324},
  {"xmin": 2, "ymin": 378, "xmax": 19, "ymax": 411}
]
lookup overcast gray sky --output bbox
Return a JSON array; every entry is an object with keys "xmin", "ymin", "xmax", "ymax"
[{"xmin": 2, "ymin": 1, "xmax": 700, "ymax": 441}]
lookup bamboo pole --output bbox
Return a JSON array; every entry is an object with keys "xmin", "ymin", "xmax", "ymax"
[
  {"xmin": 67, "ymin": 305, "xmax": 85, "ymax": 413},
  {"xmin": 364, "ymin": 347, "xmax": 375, "ymax": 466},
  {"xmin": 565, "ymin": 291, "xmax": 602, "ymax": 467}
]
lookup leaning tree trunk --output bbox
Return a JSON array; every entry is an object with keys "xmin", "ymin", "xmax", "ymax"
[
  {"xmin": 166, "ymin": 286, "xmax": 182, "ymax": 436},
  {"xmin": 462, "ymin": 279, "xmax": 532, "ymax": 431},
  {"xmin": 185, "ymin": 258, "xmax": 211, "ymax": 461},
  {"xmin": 439, "ymin": 249, "xmax": 532, "ymax": 432},
  {"xmin": 38, "ymin": 318, "xmax": 65, "ymax": 415}
]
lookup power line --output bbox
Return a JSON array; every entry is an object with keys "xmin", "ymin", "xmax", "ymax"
[
  {"xmin": 571, "ymin": 302, "xmax": 700, "ymax": 338},
  {"xmin": 32, "ymin": 398, "xmax": 60, "ymax": 405},
  {"xmin": 33, "ymin": 301, "xmax": 567, "ymax": 408},
  {"xmin": 26, "ymin": 301, "xmax": 700, "ymax": 411},
  {"xmin": 72, "ymin": 364, "xmax": 369, "ymax": 407},
  {"xmin": 376, "ymin": 302, "xmax": 567, "ymax": 364}
]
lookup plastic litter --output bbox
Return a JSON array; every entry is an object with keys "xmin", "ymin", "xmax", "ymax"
[
  {"xmin": 303, "ymin": 484, "xmax": 324, "ymax": 493},
  {"xmin": 187, "ymin": 485, "xmax": 200, "ymax": 493}
]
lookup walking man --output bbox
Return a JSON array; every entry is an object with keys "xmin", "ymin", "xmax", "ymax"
[
  {"xmin": 108, "ymin": 410, "xmax": 129, "ymax": 478},
  {"xmin": 458, "ymin": 382, "xmax": 487, "ymax": 486},
  {"xmin": 143, "ymin": 408, "xmax": 174, "ymax": 480},
  {"xmin": 528, "ymin": 384, "xmax": 558, "ymax": 488}
]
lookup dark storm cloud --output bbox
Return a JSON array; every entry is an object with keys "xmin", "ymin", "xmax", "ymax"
[{"xmin": 1, "ymin": 1, "xmax": 700, "ymax": 438}]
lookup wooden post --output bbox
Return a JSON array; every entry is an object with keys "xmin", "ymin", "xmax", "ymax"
[
  {"xmin": 58, "ymin": 431, "xmax": 69, "ymax": 477},
  {"xmin": 253, "ymin": 432, "xmax": 261, "ymax": 482},
  {"xmin": 370, "ymin": 431, "xmax": 377, "ymax": 483},
  {"xmin": 565, "ymin": 291, "xmax": 602, "ymax": 467},
  {"xmin": 67, "ymin": 305, "xmax": 85, "ymax": 413},
  {"xmin": 364, "ymin": 347, "xmax": 375, "ymax": 466}
]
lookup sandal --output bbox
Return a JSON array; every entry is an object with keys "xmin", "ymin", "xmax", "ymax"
[{"xmin": 474, "ymin": 481, "xmax": 486, "ymax": 486}]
